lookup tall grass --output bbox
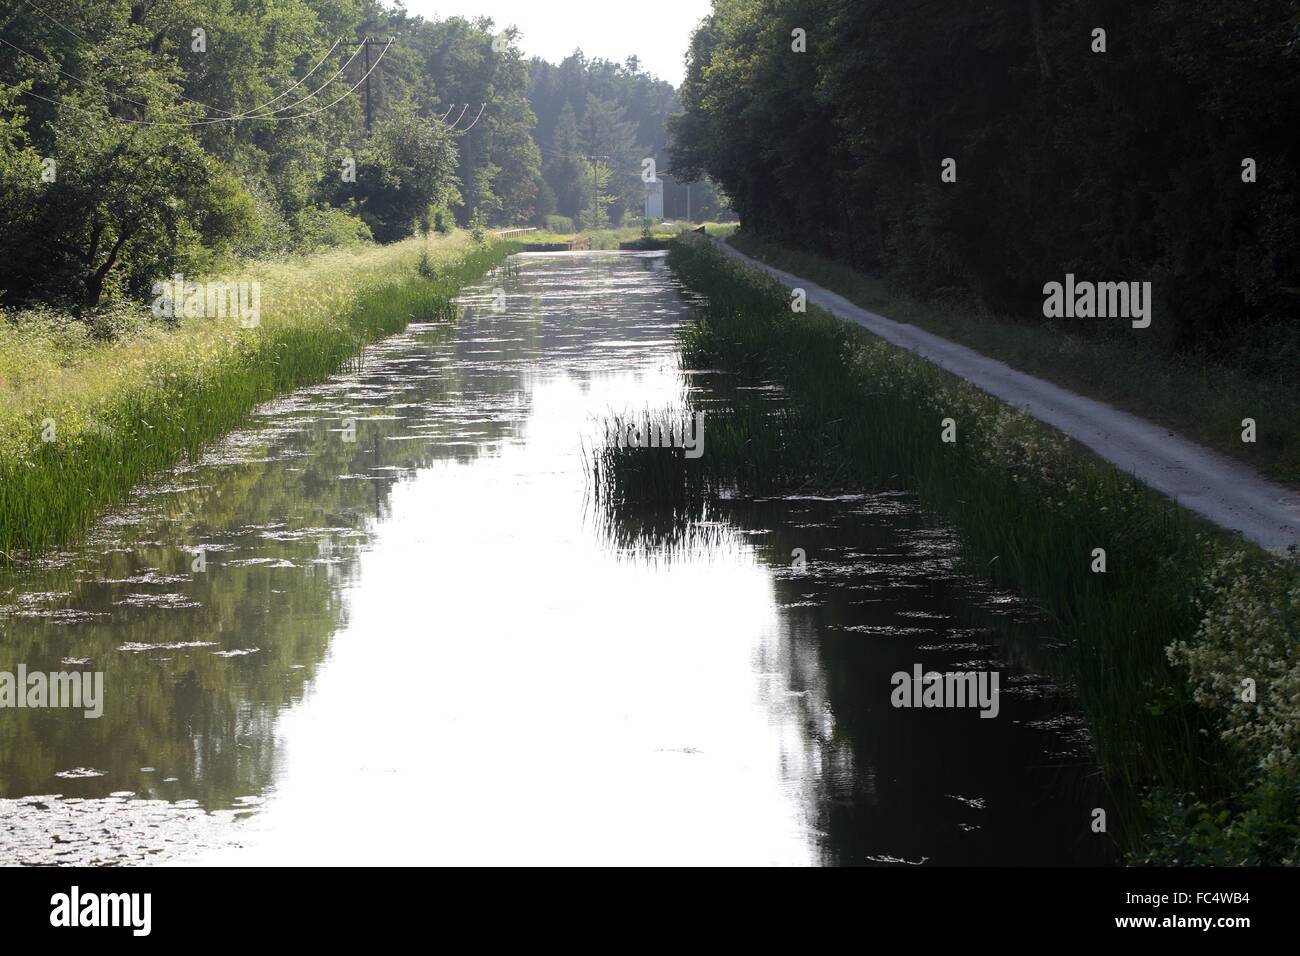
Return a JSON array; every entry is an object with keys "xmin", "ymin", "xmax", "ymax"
[
  {"xmin": 0, "ymin": 233, "xmax": 519, "ymax": 557},
  {"xmin": 592, "ymin": 235, "xmax": 1300, "ymax": 858},
  {"xmin": 727, "ymin": 231, "xmax": 1300, "ymax": 486}
]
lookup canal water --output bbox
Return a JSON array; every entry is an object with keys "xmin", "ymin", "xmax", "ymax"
[{"xmin": 0, "ymin": 252, "xmax": 1110, "ymax": 865}]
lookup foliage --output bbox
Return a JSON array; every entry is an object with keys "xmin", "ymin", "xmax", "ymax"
[
  {"xmin": 1169, "ymin": 551, "xmax": 1300, "ymax": 773},
  {"xmin": 529, "ymin": 51, "xmax": 732, "ymax": 224},
  {"xmin": 294, "ymin": 204, "xmax": 374, "ymax": 250},
  {"xmin": 0, "ymin": 0, "xmax": 548, "ymax": 310},
  {"xmin": 19, "ymin": 112, "xmax": 255, "ymax": 307},
  {"xmin": 579, "ymin": 156, "xmax": 615, "ymax": 229},
  {"xmin": 1141, "ymin": 773, "xmax": 1300, "ymax": 866},
  {"xmin": 669, "ymin": 0, "xmax": 1300, "ymax": 355},
  {"xmin": 332, "ymin": 113, "xmax": 460, "ymax": 243}
]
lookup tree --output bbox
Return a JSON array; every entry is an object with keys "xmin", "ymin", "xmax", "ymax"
[
  {"xmin": 340, "ymin": 113, "xmax": 461, "ymax": 243},
  {"xmin": 10, "ymin": 88, "xmax": 254, "ymax": 308},
  {"xmin": 579, "ymin": 93, "xmax": 638, "ymax": 225},
  {"xmin": 0, "ymin": 85, "xmax": 45, "ymax": 305},
  {"xmin": 578, "ymin": 158, "xmax": 614, "ymax": 229},
  {"xmin": 668, "ymin": 0, "xmax": 1300, "ymax": 355},
  {"xmin": 544, "ymin": 101, "xmax": 585, "ymax": 219},
  {"xmin": 531, "ymin": 52, "xmax": 680, "ymax": 225}
]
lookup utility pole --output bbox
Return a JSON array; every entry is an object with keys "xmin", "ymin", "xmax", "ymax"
[{"xmin": 360, "ymin": 36, "xmax": 387, "ymax": 130}]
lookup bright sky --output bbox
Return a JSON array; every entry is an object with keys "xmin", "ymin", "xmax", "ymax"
[{"xmin": 406, "ymin": 1, "xmax": 712, "ymax": 86}]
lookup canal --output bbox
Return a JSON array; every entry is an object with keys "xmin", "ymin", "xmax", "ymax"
[{"xmin": 0, "ymin": 251, "xmax": 1109, "ymax": 865}]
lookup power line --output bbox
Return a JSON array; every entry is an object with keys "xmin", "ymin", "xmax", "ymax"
[
  {"xmin": 445, "ymin": 103, "xmax": 469, "ymax": 128},
  {"xmin": 457, "ymin": 101, "xmax": 487, "ymax": 132},
  {"xmin": 19, "ymin": 0, "xmax": 239, "ymax": 119},
  {"xmin": 0, "ymin": 33, "xmax": 353, "ymax": 124},
  {"xmin": 9, "ymin": 0, "xmax": 370, "ymax": 126},
  {"xmin": 0, "ymin": 38, "xmax": 391, "ymax": 126},
  {"xmin": 232, "ymin": 42, "xmax": 363, "ymax": 122},
  {"xmin": 229, "ymin": 36, "xmax": 346, "ymax": 118},
  {"xmin": 226, "ymin": 41, "xmax": 390, "ymax": 123}
]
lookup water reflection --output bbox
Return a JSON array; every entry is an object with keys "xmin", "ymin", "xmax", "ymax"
[{"xmin": 0, "ymin": 252, "xmax": 1109, "ymax": 865}]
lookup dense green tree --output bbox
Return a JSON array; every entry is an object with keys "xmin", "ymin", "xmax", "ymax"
[
  {"xmin": 0, "ymin": 87, "xmax": 45, "ymax": 308},
  {"xmin": 578, "ymin": 93, "xmax": 639, "ymax": 225},
  {"xmin": 334, "ymin": 112, "xmax": 460, "ymax": 242},
  {"xmin": 529, "ymin": 51, "xmax": 724, "ymax": 223},
  {"xmin": 42, "ymin": 113, "xmax": 254, "ymax": 306},
  {"xmin": 0, "ymin": 2, "xmax": 260, "ymax": 306},
  {"xmin": 0, "ymin": 0, "xmax": 699, "ymax": 313},
  {"xmin": 670, "ymin": 0, "xmax": 1300, "ymax": 354},
  {"xmin": 399, "ymin": 17, "xmax": 542, "ymax": 227},
  {"xmin": 544, "ymin": 100, "xmax": 585, "ymax": 219},
  {"xmin": 0, "ymin": 0, "xmax": 555, "ymax": 309}
]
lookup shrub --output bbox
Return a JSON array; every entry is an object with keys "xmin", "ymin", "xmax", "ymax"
[
  {"xmin": 295, "ymin": 206, "xmax": 373, "ymax": 251},
  {"xmin": 1168, "ymin": 551, "xmax": 1300, "ymax": 773},
  {"xmin": 1141, "ymin": 772, "xmax": 1300, "ymax": 866}
]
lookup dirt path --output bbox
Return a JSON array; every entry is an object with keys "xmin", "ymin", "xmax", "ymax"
[{"xmin": 714, "ymin": 239, "xmax": 1300, "ymax": 554}]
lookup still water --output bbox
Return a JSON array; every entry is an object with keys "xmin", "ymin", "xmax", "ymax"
[{"xmin": 0, "ymin": 252, "xmax": 1109, "ymax": 865}]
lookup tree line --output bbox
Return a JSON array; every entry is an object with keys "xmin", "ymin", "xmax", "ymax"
[
  {"xmin": 529, "ymin": 51, "xmax": 728, "ymax": 228},
  {"xmin": 669, "ymin": 0, "xmax": 1299, "ymax": 359},
  {"xmin": 0, "ymin": 0, "xmax": 727, "ymax": 314}
]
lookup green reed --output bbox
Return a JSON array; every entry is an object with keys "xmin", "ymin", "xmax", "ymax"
[
  {"xmin": 589, "ymin": 235, "xmax": 1285, "ymax": 857},
  {"xmin": 0, "ymin": 236, "xmax": 519, "ymax": 558}
]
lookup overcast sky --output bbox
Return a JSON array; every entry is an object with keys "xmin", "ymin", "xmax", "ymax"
[{"xmin": 404, "ymin": 1, "xmax": 712, "ymax": 86}]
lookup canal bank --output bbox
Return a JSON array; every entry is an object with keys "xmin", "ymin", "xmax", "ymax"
[
  {"xmin": 616, "ymin": 236, "xmax": 1299, "ymax": 863},
  {"xmin": 0, "ymin": 233, "xmax": 519, "ymax": 560},
  {"xmin": 711, "ymin": 238, "xmax": 1300, "ymax": 554}
]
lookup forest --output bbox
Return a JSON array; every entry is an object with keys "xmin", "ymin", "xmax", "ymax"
[
  {"xmin": 668, "ymin": 0, "xmax": 1300, "ymax": 364},
  {"xmin": 0, "ymin": 0, "xmax": 724, "ymax": 315}
]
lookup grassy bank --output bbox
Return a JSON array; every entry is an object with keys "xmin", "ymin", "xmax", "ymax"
[
  {"xmin": 523, "ymin": 221, "xmax": 739, "ymax": 250},
  {"xmin": 726, "ymin": 232, "xmax": 1300, "ymax": 488},
  {"xmin": 0, "ymin": 232, "xmax": 518, "ymax": 558},
  {"xmin": 595, "ymin": 235, "xmax": 1300, "ymax": 862}
]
